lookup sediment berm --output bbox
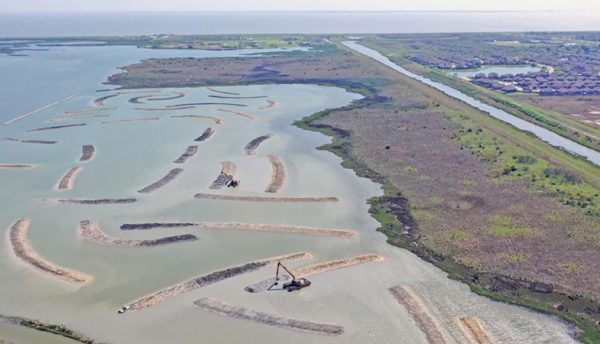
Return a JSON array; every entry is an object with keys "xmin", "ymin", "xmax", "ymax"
[
  {"xmin": 137, "ymin": 168, "xmax": 183, "ymax": 193},
  {"xmin": 0, "ymin": 164, "xmax": 35, "ymax": 169},
  {"xmin": 194, "ymin": 298, "xmax": 344, "ymax": 336},
  {"xmin": 193, "ymin": 193, "xmax": 338, "ymax": 203},
  {"xmin": 27, "ymin": 123, "xmax": 86, "ymax": 132},
  {"xmin": 209, "ymin": 161, "xmax": 236, "ymax": 189},
  {"xmin": 77, "ymin": 220, "xmax": 197, "ymax": 247},
  {"xmin": 120, "ymin": 221, "xmax": 355, "ymax": 237},
  {"xmin": 57, "ymin": 167, "xmax": 83, "ymax": 190},
  {"xmin": 101, "ymin": 117, "xmax": 159, "ymax": 124},
  {"xmin": 174, "ymin": 145, "xmax": 198, "ymax": 163},
  {"xmin": 126, "ymin": 251, "xmax": 310, "ymax": 310},
  {"xmin": 244, "ymin": 134, "xmax": 272, "ymax": 155},
  {"xmin": 218, "ymin": 108, "xmax": 256, "ymax": 120},
  {"xmin": 171, "ymin": 115, "xmax": 224, "ymax": 124},
  {"xmin": 7, "ymin": 218, "xmax": 93, "ymax": 284},
  {"xmin": 194, "ymin": 127, "xmax": 215, "ymax": 142},
  {"xmin": 4, "ymin": 137, "xmax": 57, "ymax": 145},
  {"xmin": 265, "ymin": 155, "xmax": 285, "ymax": 193},
  {"xmin": 389, "ymin": 286, "xmax": 449, "ymax": 344},
  {"xmin": 54, "ymin": 198, "xmax": 137, "ymax": 205},
  {"xmin": 245, "ymin": 254, "xmax": 384, "ymax": 293},
  {"xmin": 458, "ymin": 316, "xmax": 495, "ymax": 344},
  {"xmin": 94, "ymin": 93, "xmax": 118, "ymax": 106},
  {"xmin": 79, "ymin": 145, "xmax": 95, "ymax": 162}
]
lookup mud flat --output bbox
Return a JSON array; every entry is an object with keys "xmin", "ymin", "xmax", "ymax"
[
  {"xmin": 137, "ymin": 168, "xmax": 184, "ymax": 194},
  {"xmin": 194, "ymin": 127, "xmax": 215, "ymax": 142},
  {"xmin": 0, "ymin": 164, "xmax": 34, "ymax": 169},
  {"xmin": 7, "ymin": 218, "xmax": 92, "ymax": 284},
  {"xmin": 389, "ymin": 286, "xmax": 448, "ymax": 344},
  {"xmin": 121, "ymin": 221, "xmax": 355, "ymax": 237},
  {"xmin": 4, "ymin": 94, "xmax": 77, "ymax": 125},
  {"xmin": 148, "ymin": 92, "xmax": 185, "ymax": 101},
  {"xmin": 94, "ymin": 93, "xmax": 118, "ymax": 106},
  {"xmin": 244, "ymin": 134, "xmax": 272, "ymax": 155},
  {"xmin": 209, "ymin": 161, "xmax": 236, "ymax": 189},
  {"xmin": 3, "ymin": 138, "xmax": 57, "ymax": 145},
  {"xmin": 79, "ymin": 145, "xmax": 95, "ymax": 162},
  {"xmin": 207, "ymin": 87, "xmax": 240, "ymax": 96},
  {"xmin": 27, "ymin": 123, "xmax": 86, "ymax": 132},
  {"xmin": 174, "ymin": 145, "xmax": 199, "ymax": 164},
  {"xmin": 217, "ymin": 108, "xmax": 256, "ymax": 120},
  {"xmin": 57, "ymin": 167, "xmax": 83, "ymax": 190},
  {"xmin": 126, "ymin": 252, "xmax": 310, "ymax": 311},
  {"xmin": 101, "ymin": 117, "xmax": 159, "ymax": 124},
  {"xmin": 457, "ymin": 317, "xmax": 495, "ymax": 344},
  {"xmin": 265, "ymin": 155, "xmax": 285, "ymax": 193},
  {"xmin": 49, "ymin": 114, "xmax": 110, "ymax": 123},
  {"xmin": 54, "ymin": 198, "xmax": 137, "ymax": 205},
  {"xmin": 260, "ymin": 100, "xmax": 277, "ymax": 110},
  {"xmin": 193, "ymin": 193, "xmax": 338, "ymax": 203},
  {"xmin": 245, "ymin": 254, "xmax": 384, "ymax": 293},
  {"xmin": 77, "ymin": 220, "xmax": 197, "ymax": 247},
  {"xmin": 193, "ymin": 298, "xmax": 344, "ymax": 336},
  {"xmin": 171, "ymin": 115, "xmax": 224, "ymax": 125}
]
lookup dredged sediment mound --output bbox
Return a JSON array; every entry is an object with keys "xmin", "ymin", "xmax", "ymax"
[
  {"xmin": 174, "ymin": 145, "xmax": 199, "ymax": 163},
  {"xmin": 27, "ymin": 123, "xmax": 86, "ymax": 132},
  {"xmin": 94, "ymin": 93, "xmax": 118, "ymax": 106},
  {"xmin": 7, "ymin": 218, "xmax": 93, "ymax": 284},
  {"xmin": 0, "ymin": 164, "xmax": 35, "ymax": 169},
  {"xmin": 458, "ymin": 316, "xmax": 495, "ymax": 344},
  {"xmin": 209, "ymin": 161, "xmax": 236, "ymax": 189},
  {"xmin": 217, "ymin": 108, "xmax": 256, "ymax": 120},
  {"xmin": 193, "ymin": 298, "xmax": 344, "ymax": 335},
  {"xmin": 207, "ymin": 87, "xmax": 240, "ymax": 96},
  {"xmin": 120, "ymin": 221, "xmax": 355, "ymax": 237},
  {"xmin": 49, "ymin": 114, "xmax": 110, "ymax": 122},
  {"xmin": 137, "ymin": 168, "xmax": 183, "ymax": 193},
  {"xmin": 194, "ymin": 127, "xmax": 215, "ymax": 142},
  {"xmin": 54, "ymin": 198, "xmax": 137, "ymax": 205},
  {"xmin": 265, "ymin": 155, "xmax": 285, "ymax": 193},
  {"xmin": 77, "ymin": 220, "xmax": 197, "ymax": 247},
  {"xmin": 389, "ymin": 286, "xmax": 449, "ymax": 344},
  {"xmin": 244, "ymin": 134, "xmax": 272, "ymax": 155},
  {"xmin": 79, "ymin": 145, "xmax": 95, "ymax": 162},
  {"xmin": 101, "ymin": 117, "xmax": 159, "ymax": 124},
  {"xmin": 171, "ymin": 115, "xmax": 224, "ymax": 125},
  {"xmin": 57, "ymin": 167, "xmax": 83, "ymax": 190},
  {"xmin": 193, "ymin": 193, "xmax": 338, "ymax": 203},
  {"xmin": 245, "ymin": 254, "xmax": 385, "ymax": 293},
  {"xmin": 126, "ymin": 251, "xmax": 310, "ymax": 310},
  {"xmin": 260, "ymin": 100, "xmax": 277, "ymax": 109},
  {"xmin": 4, "ymin": 137, "xmax": 57, "ymax": 145},
  {"xmin": 147, "ymin": 92, "xmax": 185, "ymax": 101}
]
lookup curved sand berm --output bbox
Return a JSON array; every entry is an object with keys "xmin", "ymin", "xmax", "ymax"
[
  {"xmin": 244, "ymin": 134, "xmax": 272, "ymax": 155},
  {"xmin": 260, "ymin": 99, "xmax": 277, "ymax": 110},
  {"xmin": 77, "ymin": 220, "xmax": 197, "ymax": 247},
  {"xmin": 265, "ymin": 155, "xmax": 285, "ymax": 193},
  {"xmin": 245, "ymin": 254, "xmax": 384, "ymax": 293},
  {"xmin": 138, "ymin": 168, "xmax": 184, "ymax": 194},
  {"xmin": 7, "ymin": 218, "xmax": 93, "ymax": 284},
  {"xmin": 194, "ymin": 298, "xmax": 344, "ymax": 336},
  {"xmin": 171, "ymin": 115, "xmax": 224, "ymax": 125},
  {"xmin": 135, "ymin": 106, "xmax": 195, "ymax": 111},
  {"xmin": 57, "ymin": 167, "xmax": 83, "ymax": 191},
  {"xmin": 457, "ymin": 316, "xmax": 495, "ymax": 344},
  {"xmin": 64, "ymin": 107, "xmax": 115, "ymax": 114},
  {"xmin": 147, "ymin": 92, "xmax": 185, "ymax": 101},
  {"xmin": 218, "ymin": 108, "xmax": 256, "ymax": 120},
  {"xmin": 79, "ymin": 145, "xmax": 95, "ymax": 162},
  {"xmin": 0, "ymin": 164, "xmax": 35, "ymax": 169},
  {"xmin": 209, "ymin": 161, "xmax": 236, "ymax": 189},
  {"xmin": 388, "ymin": 286, "xmax": 450, "ymax": 344},
  {"xmin": 120, "ymin": 222, "xmax": 355, "ymax": 237},
  {"xmin": 94, "ymin": 93, "xmax": 118, "ymax": 106},
  {"xmin": 193, "ymin": 193, "xmax": 338, "ymax": 203},
  {"xmin": 194, "ymin": 127, "xmax": 215, "ymax": 142},
  {"xmin": 207, "ymin": 87, "xmax": 240, "ymax": 96},
  {"xmin": 126, "ymin": 251, "xmax": 311, "ymax": 311},
  {"xmin": 174, "ymin": 145, "xmax": 198, "ymax": 164}
]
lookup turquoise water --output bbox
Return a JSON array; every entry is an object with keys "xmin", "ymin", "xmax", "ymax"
[{"xmin": 0, "ymin": 45, "xmax": 579, "ymax": 343}]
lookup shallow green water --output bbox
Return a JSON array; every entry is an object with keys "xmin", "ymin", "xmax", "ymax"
[{"xmin": 0, "ymin": 46, "xmax": 579, "ymax": 344}]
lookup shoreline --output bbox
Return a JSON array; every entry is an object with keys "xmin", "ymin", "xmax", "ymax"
[{"xmin": 7, "ymin": 218, "xmax": 93, "ymax": 285}]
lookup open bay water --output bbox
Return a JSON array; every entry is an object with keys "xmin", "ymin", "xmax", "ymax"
[{"xmin": 0, "ymin": 11, "xmax": 600, "ymax": 37}]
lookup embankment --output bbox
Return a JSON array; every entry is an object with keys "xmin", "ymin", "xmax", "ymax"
[
  {"xmin": 7, "ymin": 218, "xmax": 92, "ymax": 284},
  {"xmin": 194, "ymin": 298, "xmax": 344, "ymax": 335},
  {"xmin": 457, "ymin": 316, "xmax": 495, "ymax": 344},
  {"xmin": 77, "ymin": 220, "xmax": 196, "ymax": 247},
  {"xmin": 194, "ymin": 127, "xmax": 215, "ymax": 142},
  {"xmin": 265, "ymin": 155, "xmax": 285, "ymax": 193},
  {"xmin": 57, "ymin": 167, "xmax": 83, "ymax": 190},
  {"xmin": 137, "ymin": 168, "xmax": 183, "ymax": 193},
  {"xmin": 174, "ymin": 145, "xmax": 198, "ymax": 163},
  {"xmin": 244, "ymin": 134, "xmax": 272, "ymax": 155},
  {"xmin": 27, "ymin": 123, "xmax": 86, "ymax": 132}
]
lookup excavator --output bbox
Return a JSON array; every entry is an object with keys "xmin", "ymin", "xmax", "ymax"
[{"xmin": 274, "ymin": 261, "xmax": 311, "ymax": 292}]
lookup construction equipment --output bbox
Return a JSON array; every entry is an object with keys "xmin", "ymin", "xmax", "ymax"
[
  {"xmin": 274, "ymin": 261, "xmax": 311, "ymax": 292},
  {"xmin": 117, "ymin": 305, "xmax": 130, "ymax": 314}
]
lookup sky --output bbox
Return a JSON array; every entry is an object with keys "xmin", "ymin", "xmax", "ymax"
[{"xmin": 1, "ymin": 0, "xmax": 600, "ymax": 12}]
